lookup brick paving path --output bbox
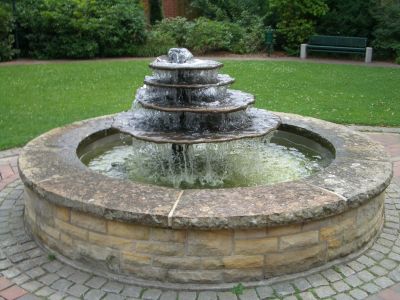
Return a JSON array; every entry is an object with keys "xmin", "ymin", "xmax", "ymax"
[{"xmin": 0, "ymin": 129, "xmax": 399, "ymax": 300}]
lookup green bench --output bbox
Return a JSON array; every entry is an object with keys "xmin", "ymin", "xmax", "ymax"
[{"xmin": 300, "ymin": 35, "xmax": 373, "ymax": 63}]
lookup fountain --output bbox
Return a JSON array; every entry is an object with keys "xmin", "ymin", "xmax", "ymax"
[{"xmin": 19, "ymin": 49, "xmax": 392, "ymax": 287}]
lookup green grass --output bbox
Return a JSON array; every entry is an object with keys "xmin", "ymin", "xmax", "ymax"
[{"xmin": 0, "ymin": 59, "xmax": 399, "ymax": 150}]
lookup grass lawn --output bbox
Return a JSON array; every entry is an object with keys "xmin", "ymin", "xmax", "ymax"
[{"xmin": 0, "ymin": 59, "xmax": 399, "ymax": 150}]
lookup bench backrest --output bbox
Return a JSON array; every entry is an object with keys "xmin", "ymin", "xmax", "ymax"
[{"xmin": 309, "ymin": 35, "xmax": 367, "ymax": 48}]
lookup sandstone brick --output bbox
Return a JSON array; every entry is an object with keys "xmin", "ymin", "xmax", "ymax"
[
  {"xmin": 223, "ymin": 269, "xmax": 263, "ymax": 282},
  {"xmin": 267, "ymin": 224, "xmax": 302, "ymax": 237},
  {"xmin": 55, "ymin": 219, "xmax": 88, "ymax": 240},
  {"xmin": 167, "ymin": 270, "xmax": 223, "ymax": 283},
  {"xmin": 60, "ymin": 233, "xmax": 73, "ymax": 246},
  {"xmin": 122, "ymin": 252, "xmax": 151, "ymax": 266},
  {"xmin": 222, "ymin": 255, "xmax": 264, "ymax": 269},
  {"xmin": 55, "ymin": 206, "xmax": 70, "ymax": 222},
  {"xmin": 123, "ymin": 265, "xmax": 167, "ymax": 281},
  {"xmin": 280, "ymin": 231, "xmax": 319, "ymax": 250},
  {"xmin": 152, "ymin": 256, "xmax": 201, "ymax": 269},
  {"xmin": 265, "ymin": 244, "xmax": 326, "ymax": 275},
  {"xmin": 136, "ymin": 241, "xmax": 185, "ymax": 256},
  {"xmin": 150, "ymin": 228, "xmax": 185, "ymax": 242},
  {"xmin": 39, "ymin": 223, "xmax": 60, "ymax": 240},
  {"xmin": 70, "ymin": 210, "xmax": 106, "ymax": 233},
  {"xmin": 107, "ymin": 220, "xmax": 149, "ymax": 240},
  {"xmin": 234, "ymin": 228, "xmax": 267, "ymax": 240},
  {"xmin": 88, "ymin": 232, "xmax": 134, "ymax": 250},
  {"xmin": 201, "ymin": 257, "xmax": 224, "ymax": 270},
  {"xmin": 75, "ymin": 242, "xmax": 117, "ymax": 262},
  {"xmin": 235, "ymin": 237, "xmax": 278, "ymax": 254},
  {"xmin": 187, "ymin": 230, "xmax": 232, "ymax": 256}
]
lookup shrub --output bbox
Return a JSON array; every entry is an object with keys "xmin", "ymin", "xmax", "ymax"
[
  {"xmin": 152, "ymin": 17, "xmax": 192, "ymax": 47},
  {"xmin": 17, "ymin": 0, "xmax": 146, "ymax": 59},
  {"xmin": 185, "ymin": 17, "xmax": 232, "ymax": 54},
  {"xmin": 131, "ymin": 29, "xmax": 176, "ymax": 57},
  {"xmin": 0, "ymin": 4, "xmax": 16, "ymax": 62}
]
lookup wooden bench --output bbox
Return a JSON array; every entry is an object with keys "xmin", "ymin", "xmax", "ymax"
[{"xmin": 300, "ymin": 35, "xmax": 373, "ymax": 63}]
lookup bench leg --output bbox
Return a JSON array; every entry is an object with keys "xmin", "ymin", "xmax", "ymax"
[
  {"xmin": 300, "ymin": 44, "xmax": 307, "ymax": 59},
  {"xmin": 365, "ymin": 47, "xmax": 373, "ymax": 63}
]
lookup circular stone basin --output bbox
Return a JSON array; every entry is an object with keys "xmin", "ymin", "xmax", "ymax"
[{"xmin": 18, "ymin": 112, "xmax": 392, "ymax": 286}]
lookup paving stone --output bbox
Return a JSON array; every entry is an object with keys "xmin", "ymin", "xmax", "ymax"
[
  {"xmin": 38, "ymin": 273, "xmax": 60, "ymax": 285},
  {"xmin": 160, "ymin": 291, "xmax": 178, "ymax": 300},
  {"xmin": 86, "ymin": 276, "xmax": 108, "ymax": 289},
  {"xmin": 360, "ymin": 282, "xmax": 380, "ymax": 294},
  {"xmin": 357, "ymin": 256, "xmax": 376, "ymax": 267},
  {"xmin": 389, "ymin": 267, "xmax": 400, "ymax": 282},
  {"xmin": 62, "ymin": 295, "xmax": 80, "ymax": 300},
  {"xmin": 377, "ymin": 238, "xmax": 395, "ymax": 248},
  {"xmin": 314, "ymin": 286, "xmax": 336, "ymax": 298},
  {"xmin": 374, "ymin": 276, "xmax": 395, "ymax": 288},
  {"xmin": 35, "ymin": 286, "xmax": 55, "ymax": 297},
  {"xmin": 57, "ymin": 266, "xmax": 75, "ymax": 278},
  {"xmin": 307, "ymin": 273, "xmax": 329, "ymax": 287},
  {"xmin": 26, "ymin": 267, "xmax": 46, "ymax": 279},
  {"xmin": 121, "ymin": 286, "xmax": 142, "ymax": 298},
  {"xmin": 9, "ymin": 252, "xmax": 29, "ymax": 264},
  {"xmin": 365, "ymin": 250, "xmax": 385, "ymax": 262},
  {"xmin": 42, "ymin": 261, "xmax": 63, "ymax": 273},
  {"xmin": 2, "ymin": 267, "xmax": 21, "ymax": 278},
  {"xmin": 282, "ymin": 296, "xmax": 296, "ymax": 300},
  {"xmin": 18, "ymin": 295, "xmax": 41, "ymax": 300},
  {"xmin": 217, "ymin": 291, "xmax": 238, "ymax": 300},
  {"xmin": 68, "ymin": 271, "xmax": 91, "ymax": 284},
  {"xmin": 336, "ymin": 265, "xmax": 356, "ymax": 277},
  {"xmin": 255, "ymin": 286, "xmax": 274, "ymax": 299},
  {"xmin": 298, "ymin": 292, "xmax": 317, "ymax": 300},
  {"xmin": 322, "ymin": 269, "xmax": 343, "ymax": 282},
  {"xmin": 102, "ymin": 281, "xmax": 124, "ymax": 294},
  {"xmin": 12, "ymin": 274, "xmax": 30, "ymax": 285},
  {"xmin": 239, "ymin": 289, "xmax": 259, "ymax": 300},
  {"xmin": 357, "ymin": 270, "xmax": 375, "ymax": 282},
  {"xmin": 334, "ymin": 294, "xmax": 354, "ymax": 300},
  {"xmin": 67, "ymin": 284, "xmax": 89, "ymax": 297},
  {"xmin": 84, "ymin": 289, "xmax": 106, "ymax": 300},
  {"xmin": 102, "ymin": 293, "xmax": 124, "ymax": 300},
  {"xmin": 369, "ymin": 265, "xmax": 388, "ymax": 276},
  {"xmin": 345, "ymin": 275, "xmax": 363, "ymax": 288},
  {"xmin": 347, "ymin": 261, "xmax": 366, "ymax": 272},
  {"xmin": 332, "ymin": 280, "xmax": 351, "ymax": 292},
  {"xmin": 380, "ymin": 259, "xmax": 397, "ymax": 270},
  {"xmin": 271, "ymin": 282, "xmax": 295, "ymax": 296},
  {"xmin": 293, "ymin": 278, "xmax": 311, "ymax": 291},
  {"xmin": 198, "ymin": 291, "xmax": 217, "ymax": 300},
  {"xmin": 178, "ymin": 291, "xmax": 197, "ymax": 300},
  {"xmin": 51, "ymin": 278, "xmax": 74, "ymax": 291},
  {"xmin": 349, "ymin": 288, "xmax": 368, "ymax": 300},
  {"xmin": 0, "ymin": 260, "xmax": 12, "ymax": 270},
  {"xmin": 21, "ymin": 280, "xmax": 44, "ymax": 292},
  {"xmin": 142, "ymin": 288, "xmax": 163, "ymax": 300}
]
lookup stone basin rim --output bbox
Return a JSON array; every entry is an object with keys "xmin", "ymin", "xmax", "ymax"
[{"xmin": 18, "ymin": 112, "xmax": 393, "ymax": 230}]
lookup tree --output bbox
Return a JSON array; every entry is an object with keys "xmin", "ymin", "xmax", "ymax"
[{"xmin": 270, "ymin": 0, "xmax": 328, "ymax": 53}]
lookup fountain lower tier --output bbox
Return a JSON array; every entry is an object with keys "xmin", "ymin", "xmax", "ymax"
[
  {"xmin": 113, "ymin": 108, "xmax": 281, "ymax": 144},
  {"xmin": 18, "ymin": 112, "xmax": 392, "ymax": 286}
]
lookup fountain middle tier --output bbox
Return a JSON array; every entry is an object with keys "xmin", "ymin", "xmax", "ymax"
[
  {"xmin": 136, "ymin": 88, "xmax": 255, "ymax": 113},
  {"xmin": 112, "ymin": 108, "xmax": 281, "ymax": 144}
]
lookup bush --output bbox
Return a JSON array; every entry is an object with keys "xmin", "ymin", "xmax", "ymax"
[
  {"xmin": 17, "ymin": 0, "xmax": 146, "ymax": 59},
  {"xmin": 185, "ymin": 17, "xmax": 233, "ymax": 54},
  {"xmin": 0, "ymin": 4, "xmax": 16, "ymax": 62},
  {"xmin": 152, "ymin": 17, "xmax": 192, "ymax": 47},
  {"xmin": 131, "ymin": 29, "xmax": 176, "ymax": 57}
]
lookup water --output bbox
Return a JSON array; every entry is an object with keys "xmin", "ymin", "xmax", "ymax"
[{"xmin": 82, "ymin": 131, "xmax": 332, "ymax": 189}]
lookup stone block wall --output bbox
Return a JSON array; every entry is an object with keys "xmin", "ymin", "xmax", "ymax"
[{"xmin": 24, "ymin": 186, "xmax": 384, "ymax": 283}]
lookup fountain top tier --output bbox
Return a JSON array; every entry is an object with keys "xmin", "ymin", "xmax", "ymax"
[{"xmin": 112, "ymin": 48, "xmax": 281, "ymax": 144}]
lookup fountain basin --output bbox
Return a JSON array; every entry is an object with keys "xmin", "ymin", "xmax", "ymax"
[{"xmin": 19, "ymin": 112, "xmax": 392, "ymax": 285}]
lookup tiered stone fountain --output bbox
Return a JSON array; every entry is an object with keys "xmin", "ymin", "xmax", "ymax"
[{"xmin": 19, "ymin": 49, "xmax": 392, "ymax": 287}]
